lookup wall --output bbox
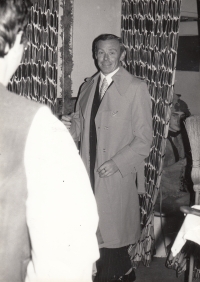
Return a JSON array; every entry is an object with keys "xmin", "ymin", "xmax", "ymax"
[
  {"xmin": 71, "ymin": 0, "xmax": 199, "ymax": 113},
  {"xmin": 71, "ymin": 0, "xmax": 121, "ymax": 97},
  {"xmin": 174, "ymin": 0, "xmax": 200, "ymax": 115}
]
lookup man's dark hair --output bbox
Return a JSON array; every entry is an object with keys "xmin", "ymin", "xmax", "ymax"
[
  {"xmin": 93, "ymin": 34, "xmax": 125, "ymax": 55},
  {"xmin": 0, "ymin": 0, "xmax": 32, "ymax": 57}
]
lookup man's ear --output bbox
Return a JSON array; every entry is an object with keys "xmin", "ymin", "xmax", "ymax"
[
  {"xmin": 120, "ymin": 50, "xmax": 126, "ymax": 62},
  {"xmin": 15, "ymin": 31, "xmax": 23, "ymax": 46},
  {"xmin": 7, "ymin": 31, "xmax": 23, "ymax": 55},
  {"xmin": 4, "ymin": 43, "xmax": 10, "ymax": 54}
]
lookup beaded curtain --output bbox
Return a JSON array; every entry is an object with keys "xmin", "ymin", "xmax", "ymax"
[
  {"xmin": 8, "ymin": 0, "xmax": 59, "ymax": 114},
  {"xmin": 121, "ymin": 0, "xmax": 182, "ymax": 266}
]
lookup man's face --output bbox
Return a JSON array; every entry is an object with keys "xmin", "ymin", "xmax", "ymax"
[{"xmin": 95, "ymin": 39, "xmax": 125, "ymax": 75}]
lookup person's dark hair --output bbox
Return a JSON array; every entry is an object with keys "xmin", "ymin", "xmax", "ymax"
[
  {"xmin": 0, "ymin": 0, "xmax": 32, "ymax": 57},
  {"xmin": 93, "ymin": 34, "xmax": 125, "ymax": 55}
]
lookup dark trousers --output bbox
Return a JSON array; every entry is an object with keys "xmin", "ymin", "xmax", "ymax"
[{"xmin": 94, "ymin": 246, "xmax": 132, "ymax": 282}]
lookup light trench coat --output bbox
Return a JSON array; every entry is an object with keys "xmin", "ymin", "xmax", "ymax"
[{"xmin": 70, "ymin": 67, "xmax": 152, "ymax": 248}]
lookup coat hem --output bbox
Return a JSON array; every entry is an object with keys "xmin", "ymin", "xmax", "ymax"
[{"xmin": 99, "ymin": 236, "xmax": 140, "ymax": 249}]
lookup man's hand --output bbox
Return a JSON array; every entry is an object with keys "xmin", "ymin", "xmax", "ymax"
[
  {"xmin": 97, "ymin": 160, "xmax": 119, "ymax": 178},
  {"xmin": 61, "ymin": 115, "xmax": 72, "ymax": 130}
]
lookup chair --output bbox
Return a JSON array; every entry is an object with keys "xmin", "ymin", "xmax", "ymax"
[{"xmin": 170, "ymin": 115, "xmax": 200, "ymax": 282}]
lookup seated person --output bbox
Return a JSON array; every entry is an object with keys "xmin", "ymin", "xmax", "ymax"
[
  {"xmin": 155, "ymin": 105, "xmax": 191, "ymax": 216},
  {"xmin": 173, "ymin": 93, "xmax": 191, "ymax": 118}
]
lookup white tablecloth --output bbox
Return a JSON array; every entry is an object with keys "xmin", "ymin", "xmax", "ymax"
[{"xmin": 171, "ymin": 205, "xmax": 200, "ymax": 257}]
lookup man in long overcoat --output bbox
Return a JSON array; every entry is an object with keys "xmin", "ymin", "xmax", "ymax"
[{"xmin": 63, "ymin": 34, "xmax": 152, "ymax": 282}]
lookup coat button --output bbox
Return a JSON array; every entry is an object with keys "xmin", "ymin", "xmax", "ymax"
[{"xmin": 103, "ymin": 149, "xmax": 106, "ymax": 152}]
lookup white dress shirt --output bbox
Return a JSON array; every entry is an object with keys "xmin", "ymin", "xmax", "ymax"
[
  {"xmin": 99, "ymin": 67, "xmax": 119, "ymax": 96},
  {"xmin": 24, "ymin": 107, "xmax": 99, "ymax": 282}
]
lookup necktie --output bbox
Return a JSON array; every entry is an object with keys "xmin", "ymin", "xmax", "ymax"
[{"xmin": 100, "ymin": 78, "xmax": 108, "ymax": 100}]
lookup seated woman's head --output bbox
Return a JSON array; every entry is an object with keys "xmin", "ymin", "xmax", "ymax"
[{"xmin": 169, "ymin": 108, "xmax": 185, "ymax": 132}]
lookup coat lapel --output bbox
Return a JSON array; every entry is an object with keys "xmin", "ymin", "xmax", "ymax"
[
  {"xmin": 80, "ymin": 67, "xmax": 134, "ymax": 128},
  {"xmin": 79, "ymin": 74, "xmax": 99, "ymax": 119},
  {"xmin": 111, "ymin": 66, "xmax": 133, "ymax": 96}
]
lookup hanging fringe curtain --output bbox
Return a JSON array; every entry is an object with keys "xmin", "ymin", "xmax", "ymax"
[
  {"xmin": 60, "ymin": 0, "xmax": 74, "ymax": 115},
  {"xmin": 8, "ymin": 0, "xmax": 73, "ymax": 115},
  {"xmin": 121, "ymin": 0, "xmax": 182, "ymax": 267}
]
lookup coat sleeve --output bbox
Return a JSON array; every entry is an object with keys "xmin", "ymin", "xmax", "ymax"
[
  {"xmin": 24, "ymin": 107, "xmax": 99, "ymax": 282},
  {"xmin": 70, "ymin": 98, "xmax": 81, "ymax": 145},
  {"xmin": 69, "ymin": 81, "xmax": 89, "ymax": 145},
  {"xmin": 112, "ymin": 81, "xmax": 152, "ymax": 179}
]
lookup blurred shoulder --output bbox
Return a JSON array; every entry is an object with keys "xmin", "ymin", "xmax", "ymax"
[{"xmin": 0, "ymin": 83, "xmax": 42, "ymax": 113}]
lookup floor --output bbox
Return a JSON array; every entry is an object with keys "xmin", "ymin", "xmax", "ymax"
[
  {"xmin": 133, "ymin": 213, "xmax": 200, "ymax": 282},
  {"xmin": 135, "ymin": 257, "xmax": 186, "ymax": 282}
]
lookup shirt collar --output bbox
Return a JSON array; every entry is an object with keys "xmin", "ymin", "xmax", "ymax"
[{"xmin": 100, "ymin": 67, "xmax": 119, "ymax": 87}]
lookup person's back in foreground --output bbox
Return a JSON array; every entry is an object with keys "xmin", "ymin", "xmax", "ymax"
[{"xmin": 0, "ymin": 1, "xmax": 99, "ymax": 281}]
